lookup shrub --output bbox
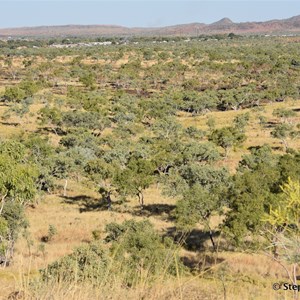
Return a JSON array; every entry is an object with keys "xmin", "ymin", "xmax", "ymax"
[
  {"xmin": 41, "ymin": 220, "xmax": 185, "ymax": 286},
  {"xmin": 41, "ymin": 241, "xmax": 109, "ymax": 284},
  {"xmin": 105, "ymin": 220, "xmax": 185, "ymax": 285}
]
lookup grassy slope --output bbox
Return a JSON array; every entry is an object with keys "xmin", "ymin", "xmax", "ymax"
[
  {"xmin": 0, "ymin": 51, "xmax": 299, "ymax": 299},
  {"xmin": 0, "ymin": 99, "xmax": 299, "ymax": 299}
]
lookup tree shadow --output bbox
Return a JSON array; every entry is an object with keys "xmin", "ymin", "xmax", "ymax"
[
  {"xmin": 164, "ymin": 227, "xmax": 227, "ymax": 271},
  {"xmin": 0, "ymin": 121, "xmax": 20, "ymax": 127},
  {"xmin": 265, "ymin": 121, "xmax": 278, "ymax": 128},
  {"xmin": 271, "ymin": 146, "xmax": 283, "ymax": 151},
  {"xmin": 181, "ymin": 253, "xmax": 225, "ymax": 271},
  {"xmin": 35, "ymin": 127, "xmax": 67, "ymax": 136},
  {"xmin": 61, "ymin": 195, "xmax": 109, "ymax": 213},
  {"xmin": 164, "ymin": 227, "xmax": 221, "ymax": 252},
  {"xmin": 131, "ymin": 203, "xmax": 176, "ymax": 219}
]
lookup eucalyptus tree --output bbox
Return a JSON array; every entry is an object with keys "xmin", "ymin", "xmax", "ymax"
[
  {"xmin": 38, "ymin": 106, "xmax": 63, "ymax": 135},
  {"xmin": 272, "ymin": 108, "xmax": 297, "ymax": 124},
  {"xmin": 271, "ymin": 123, "xmax": 294, "ymax": 152},
  {"xmin": 113, "ymin": 156, "xmax": 155, "ymax": 207},
  {"xmin": 0, "ymin": 141, "xmax": 38, "ymax": 265},
  {"xmin": 175, "ymin": 184, "xmax": 223, "ymax": 251},
  {"xmin": 209, "ymin": 126, "xmax": 246, "ymax": 157}
]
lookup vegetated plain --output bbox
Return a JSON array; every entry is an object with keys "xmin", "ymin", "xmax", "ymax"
[{"xmin": 0, "ymin": 35, "xmax": 299, "ymax": 300}]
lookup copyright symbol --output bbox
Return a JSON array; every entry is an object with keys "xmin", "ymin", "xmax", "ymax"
[{"xmin": 273, "ymin": 283, "xmax": 281, "ymax": 290}]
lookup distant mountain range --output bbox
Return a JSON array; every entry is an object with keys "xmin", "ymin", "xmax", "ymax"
[{"xmin": 1, "ymin": 15, "xmax": 300, "ymax": 38}]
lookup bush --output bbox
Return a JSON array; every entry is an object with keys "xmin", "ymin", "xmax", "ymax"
[
  {"xmin": 41, "ymin": 220, "xmax": 185, "ymax": 286},
  {"xmin": 105, "ymin": 220, "xmax": 185, "ymax": 285},
  {"xmin": 41, "ymin": 241, "xmax": 109, "ymax": 284}
]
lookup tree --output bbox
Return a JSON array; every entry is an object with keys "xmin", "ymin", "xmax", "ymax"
[
  {"xmin": 150, "ymin": 138, "xmax": 182, "ymax": 175},
  {"xmin": 182, "ymin": 142, "xmax": 220, "ymax": 164},
  {"xmin": 223, "ymin": 168, "xmax": 279, "ymax": 246},
  {"xmin": 19, "ymin": 134, "xmax": 56, "ymax": 194},
  {"xmin": 114, "ymin": 156, "xmax": 155, "ymax": 207},
  {"xmin": 62, "ymin": 110, "xmax": 103, "ymax": 131},
  {"xmin": 278, "ymin": 151, "xmax": 300, "ymax": 184},
  {"xmin": 209, "ymin": 126, "xmax": 246, "ymax": 157},
  {"xmin": 0, "ymin": 150, "xmax": 38, "ymax": 264},
  {"xmin": 271, "ymin": 123, "xmax": 294, "ymax": 151},
  {"xmin": 79, "ymin": 72, "xmax": 97, "ymax": 90},
  {"xmin": 3, "ymin": 81, "xmax": 39, "ymax": 103},
  {"xmin": 238, "ymin": 144, "xmax": 277, "ymax": 172},
  {"xmin": 233, "ymin": 112, "xmax": 250, "ymax": 132},
  {"xmin": 3, "ymin": 86, "xmax": 26, "ymax": 103},
  {"xmin": 38, "ymin": 106, "xmax": 63, "ymax": 135},
  {"xmin": 175, "ymin": 184, "xmax": 223, "ymax": 250},
  {"xmin": 272, "ymin": 108, "xmax": 296, "ymax": 124},
  {"xmin": 50, "ymin": 152, "xmax": 78, "ymax": 197},
  {"xmin": 84, "ymin": 158, "xmax": 117, "ymax": 209},
  {"xmin": 152, "ymin": 117, "xmax": 182, "ymax": 140},
  {"xmin": 162, "ymin": 160, "xmax": 230, "ymax": 250},
  {"xmin": 263, "ymin": 179, "xmax": 300, "ymax": 299},
  {"xmin": 163, "ymin": 163, "xmax": 230, "ymax": 199}
]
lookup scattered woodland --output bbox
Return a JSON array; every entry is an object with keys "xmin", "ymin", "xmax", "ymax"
[{"xmin": 0, "ymin": 35, "xmax": 299, "ymax": 299}]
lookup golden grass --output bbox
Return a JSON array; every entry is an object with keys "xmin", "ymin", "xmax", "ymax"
[
  {"xmin": 0, "ymin": 177, "xmax": 298, "ymax": 299},
  {"xmin": 0, "ymin": 55, "xmax": 299, "ymax": 299},
  {"xmin": 178, "ymin": 99, "xmax": 300, "ymax": 172},
  {"xmin": 2, "ymin": 259, "xmax": 297, "ymax": 300}
]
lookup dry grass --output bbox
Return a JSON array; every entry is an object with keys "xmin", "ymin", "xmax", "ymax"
[
  {"xmin": 0, "ymin": 177, "xmax": 297, "ymax": 300},
  {"xmin": 1, "ymin": 262, "xmax": 297, "ymax": 300},
  {"xmin": 0, "ymin": 53, "xmax": 299, "ymax": 299},
  {"xmin": 178, "ymin": 99, "xmax": 300, "ymax": 172},
  {"xmin": 0, "ymin": 99, "xmax": 299, "ymax": 299}
]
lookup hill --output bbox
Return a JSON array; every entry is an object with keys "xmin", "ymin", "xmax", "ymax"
[{"xmin": 1, "ymin": 15, "xmax": 300, "ymax": 37}]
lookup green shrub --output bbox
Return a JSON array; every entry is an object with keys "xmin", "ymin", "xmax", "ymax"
[
  {"xmin": 105, "ymin": 220, "xmax": 185, "ymax": 285},
  {"xmin": 41, "ymin": 241, "xmax": 109, "ymax": 284},
  {"xmin": 41, "ymin": 220, "xmax": 185, "ymax": 286}
]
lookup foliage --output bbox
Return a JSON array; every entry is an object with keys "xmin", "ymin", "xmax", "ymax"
[
  {"xmin": 41, "ymin": 220, "xmax": 184, "ymax": 286},
  {"xmin": 0, "ymin": 37, "xmax": 300, "ymax": 289},
  {"xmin": 175, "ymin": 183, "xmax": 221, "ymax": 231},
  {"xmin": 113, "ymin": 156, "xmax": 155, "ymax": 206},
  {"xmin": 270, "ymin": 123, "xmax": 294, "ymax": 151},
  {"xmin": 3, "ymin": 81, "xmax": 40, "ymax": 103},
  {"xmin": 209, "ymin": 126, "xmax": 246, "ymax": 157},
  {"xmin": 105, "ymin": 220, "xmax": 185, "ymax": 285},
  {"xmin": 263, "ymin": 179, "xmax": 300, "ymax": 288},
  {"xmin": 233, "ymin": 112, "xmax": 250, "ymax": 132},
  {"xmin": 0, "ymin": 142, "xmax": 38, "ymax": 260},
  {"xmin": 41, "ymin": 241, "xmax": 109, "ymax": 283}
]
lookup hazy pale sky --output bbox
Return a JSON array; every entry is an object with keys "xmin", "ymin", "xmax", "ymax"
[{"xmin": 0, "ymin": 1, "xmax": 299, "ymax": 28}]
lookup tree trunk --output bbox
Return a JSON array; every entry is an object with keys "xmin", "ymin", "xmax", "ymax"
[
  {"xmin": 209, "ymin": 228, "xmax": 217, "ymax": 252},
  {"xmin": 204, "ymin": 219, "xmax": 217, "ymax": 252},
  {"xmin": 272, "ymin": 233, "xmax": 279, "ymax": 259},
  {"xmin": 63, "ymin": 179, "xmax": 68, "ymax": 197},
  {"xmin": 137, "ymin": 191, "xmax": 144, "ymax": 208},
  {"xmin": 106, "ymin": 192, "xmax": 112, "ymax": 210},
  {"xmin": 282, "ymin": 139, "xmax": 288, "ymax": 152},
  {"xmin": 224, "ymin": 147, "xmax": 230, "ymax": 159},
  {"xmin": 0, "ymin": 194, "xmax": 7, "ymax": 216}
]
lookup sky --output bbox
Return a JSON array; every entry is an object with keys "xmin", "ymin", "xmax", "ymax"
[{"xmin": 0, "ymin": 1, "xmax": 300, "ymax": 28}]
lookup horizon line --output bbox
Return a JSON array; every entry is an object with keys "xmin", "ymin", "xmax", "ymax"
[{"xmin": 0, "ymin": 13, "xmax": 297, "ymax": 30}]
